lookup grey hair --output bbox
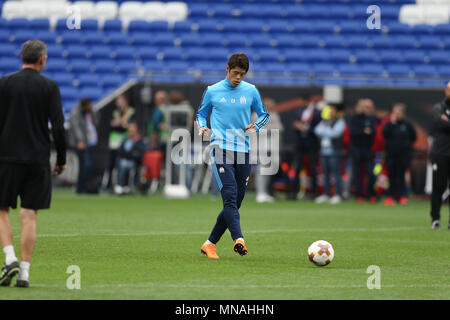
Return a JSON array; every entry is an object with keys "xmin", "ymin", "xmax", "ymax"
[{"xmin": 21, "ymin": 40, "xmax": 47, "ymax": 64}]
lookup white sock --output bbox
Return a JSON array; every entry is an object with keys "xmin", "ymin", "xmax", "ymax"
[
  {"xmin": 235, "ymin": 237, "xmax": 244, "ymax": 243},
  {"xmin": 204, "ymin": 240, "xmax": 214, "ymax": 245},
  {"xmin": 3, "ymin": 245, "xmax": 18, "ymax": 265},
  {"xmin": 18, "ymin": 261, "xmax": 30, "ymax": 281}
]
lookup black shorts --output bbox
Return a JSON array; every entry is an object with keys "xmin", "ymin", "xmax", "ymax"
[{"xmin": 0, "ymin": 162, "xmax": 52, "ymax": 211}]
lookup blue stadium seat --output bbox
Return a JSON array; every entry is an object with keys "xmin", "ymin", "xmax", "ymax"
[
  {"xmin": 275, "ymin": 34, "xmax": 300, "ymax": 49},
  {"xmin": 418, "ymin": 36, "xmax": 442, "ymax": 50},
  {"xmin": 257, "ymin": 48, "xmax": 280, "ymax": 62},
  {"xmin": 328, "ymin": 5, "xmax": 351, "ymax": 19},
  {"xmin": 392, "ymin": 36, "xmax": 417, "ymax": 49},
  {"xmin": 46, "ymin": 45, "xmax": 64, "ymax": 59},
  {"xmin": 312, "ymin": 20, "xmax": 337, "ymax": 34},
  {"xmin": 69, "ymin": 59, "xmax": 92, "ymax": 73},
  {"xmin": 103, "ymin": 19, "xmax": 122, "ymax": 33},
  {"xmin": 162, "ymin": 47, "xmax": 184, "ymax": 61},
  {"xmin": 412, "ymin": 65, "xmax": 437, "ymax": 78},
  {"xmin": 290, "ymin": 21, "xmax": 313, "ymax": 34},
  {"xmin": 370, "ymin": 36, "xmax": 393, "ymax": 49},
  {"xmin": 385, "ymin": 22, "xmax": 412, "ymax": 35},
  {"xmin": 329, "ymin": 49, "xmax": 351, "ymax": 63},
  {"xmin": 298, "ymin": 35, "xmax": 321, "ymax": 48},
  {"xmin": 211, "ymin": 4, "xmax": 233, "ymax": 19},
  {"xmin": 283, "ymin": 5, "xmax": 306, "ymax": 19},
  {"xmin": 152, "ymin": 33, "xmax": 175, "ymax": 46},
  {"xmin": 224, "ymin": 34, "xmax": 247, "ymax": 47},
  {"xmin": 411, "ymin": 24, "xmax": 434, "ymax": 36},
  {"xmin": 94, "ymin": 59, "xmax": 116, "ymax": 73},
  {"xmin": 7, "ymin": 18, "xmax": 29, "ymax": 31},
  {"xmin": 83, "ymin": 33, "xmax": 105, "ymax": 45},
  {"xmin": 114, "ymin": 46, "xmax": 136, "ymax": 60},
  {"xmin": 149, "ymin": 21, "xmax": 169, "ymax": 32},
  {"xmin": 128, "ymin": 20, "xmax": 151, "ymax": 33},
  {"xmin": 63, "ymin": 100, "xmax": 78, "ymax": 113},
  {"xmin": 338, "ymin": 20, "xmax": 366, "ymax": 34},
  {"xmin": 117, "ymin": 60, "xmax": 138, "ymax": 74},
  {"xmin": 136, "ymin": 46, "xmax": 159, "ymax": 60},
  {"xmin": 266, "ymin": 19, "xmax": 291, "ymax": 33},
  {"xmin": 287, "ymin": 63, "xmax": 311, "ymax": 75},
  {"xmin": 240, "ymin": 4, "xmax": 266, "ymax": 19},
  {"xmin": 443, "ymin": 38, "xmax": 450, "ymax": 50},
  {"xmin": 178, "ymin": 33, "xmax": 202, "ymax": 47},
  {"xmin": 78, "ymin": 74, "xmax": 102, "ymax": 87},
  {"xmin": 0, "ymin": 30, "xmax": 9, "ymax": 43},
  {"xmin": 434, "ymin": 24, "xmax": 450, "ymax": 36},
  {"xmin": 131, "ymin": 32, "xmax": 151, "ymax": 46},
  {"xmin": 193, "ymin": 61, "xmax": 219, "ymax": 73},
  {"xmin": 379, "ymin": 50, "xmax": 403, "ymax": 64},
  {"xmin": 107, "ymin": 32, "xmax": 130, "ymax": 46},
  {"xmin": 45, "ymin": 59, "xmax": 67, "ymax": 73},
  {"xmin": 64, "ymin": 45, "xmax": 88, "ymax": 59},
  {"xmin": 172, "ymin": 20, "xmax": 193, "ymax": 33},
  {"xmin": 201, "ymin": 33, "xmax": 223, "ymax": 47},
  {"xmin": 239, "ymin": 20, "xmax": 263, "ymax": 33},
  {"xmin": 79, "ymin": 87, "xmax": 103, "ymax": 101},
  {"xmin": 36, "ymin": 31, "xmax": 57, "ymax": 44},
  {"xmin": 427, "ymin": 51, "xmax": 450, "ymax": 65},
  {"xmin": 102, "ymin": 74, "xmax": 124, "ymax": 88},
  {"xmin": 59, "ymin": 87, "xmax": 79, "ymax": 101},
  {"xmin": 143, "ymin": 61, "xmax": 166, "ymax": 73},
  {"xmin": 89, "ymin": 46, "xmax": 111, "ymax": 60},
  {"xmin": 257, "ymin": 62, "xmax": 287, "ymax": 75},
  {"xmin": 403, "ymin": 51, "xmax": 426, "ymax": 64},
  {"xmin": 248, "ymin": 34, "xmax": 273, "ymax": 48},
  {"xmin": 29, "ymin": 19, "xmax": 50, "ymax": 31},
  {"xmin": 322, "ymin": 35, "xmax": 348, "ymax": 49},
  {"xmin": 305, "ymin": 49, "xmax": 329, "ymax": 62},
  {"xmin": 0, "ymin": 57, "xmax": 20, "ymax": 73},
  {"xmin": 196, "ymin": 20, "xmax": 219, "ymax": 33},
  {"xmin": 312, "ymin": 63, "xmax": 336, "ymax": 76},
  {"xmin": 13, "ymin": 31, "xmax": 36, "ymax": 44},
  {"xmin": 167, "ymin": 61, "xmax": 190, "ymax": 72},
  {"xmin": 188, "ymin": 3, "xmax": 209, "ymax": 18},
  {"xmin": 52, "ymin": 73, "xmax": 74, "ymax": 87},
  {"xmin": 60, "ymin": 32, "xmax": 83, "ymax": 45},
  {"xmin": 361, "ymin": 64, "xmax": 385, "ymax": 76},
  {"xmin": 56, "ymin": 19, "xmax": 72, "ymax": 32},
  {"xmin": 437, "ymin": 66, "xmax": 450, "ymax": 77},
  {"xmin": 385, "ymin": 64, "xmax": 411, "ymax": 77},
  {"xmin": 171, "ymin": 74, "xmax": 197, "ymax": 83},
  {"xmin": 80, "ymin": 19, "xmax": 99, "ymax": 32},
  {"xmin": 393, "ymin": 79, "xmax": 421, "ymax": 87},
  {"xmin": 283, "ymin": 49, "xmax": 307, "ymax": 63},
  {"xmin": 346, "ymin": 35, "xmax": 369, "ymax": 49},
  {"xmin": 206, "ymin": 47, "xmax": 229, "ymax": 61}
]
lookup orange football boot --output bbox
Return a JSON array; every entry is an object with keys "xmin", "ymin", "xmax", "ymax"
[
  {"xmin": 233, "ymin": 239, "xmax": 248, "ymax": 256},
  {"xmin": 384, "ymin": 197, "xmax": 395, "ymax": 206},
  {"xmin": 399, "ymin": 196, "xmax": 408, "ymax": 205},
  {"xmin": 201, "ymin": 243, "xmax": 219, "ymax": 259}
]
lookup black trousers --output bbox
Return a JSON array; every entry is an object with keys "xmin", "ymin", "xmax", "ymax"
[
  {"xmin": 386, "ymin": 153, "xmax": 411, "ymax": 199},
  {"xmin": 350, "ymin": 148, "xmax": 375, "ymax": 198},
  {"xmin": 430, "ymin": 154, "xmax": 450, "ymax": 222},
  {"xmin": 291, "ymin": 149, "xmax": 318, "ymax": 197}
]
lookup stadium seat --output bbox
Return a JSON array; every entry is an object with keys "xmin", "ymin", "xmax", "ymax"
[
  {"xmin": 322, "ymin": 35, "xmax": 348, "ymax": 49},
  {"xmin": 46, "ymin": 44, "xmax": 64, "ymax": 59},
  {"xmin": 283, "ymin": 49, "xmax": 307, "ymax": 63},
  {"xmin": 305, "ymin": 49, "xmax": 330, "ymax": 62},
  {"xmin": 385, "ymin": 64, "xmax": 411, "ymax": 77},
  {"xmin": 392, "ymin": 35, "xmax": 417, "ymax": 49},
  {"xmin": 361, "ymin": 64, "xmax": 385, "ymax": 76},
  {"xmin": 385, "ymin": 22, "xmax": 412, "ymax": 35},
  {"xmin": 64, "ymin": 45, "xmax": 88, "ymax": 59},
  {"xmin": 297, "ymin": 35, "xmax": 321, "ymax": 48},
  {"xmin": 172, "ymin": 20, "xmax": 193, "ymax": 33},
  {"xmin": 29, "ymin": 18, "xmax": 50, "ymax": 31},
  {"xmin": 346, "ymin": 35, "xmax": 369, "ymax": 49},
  {"xmin": 418, "ymin": 36, "xmax": 442, "ymax": 49},
  {"xmin": 59, "ymin": 86, "xmax": 79, "ymax": 101},
  {"xmin": 312, "ymin": 63, "xmax": 336, "ymax": 76},
  {"xmin": 52, "ymin": 73, "xmax": 74, "ymax": 87},
  {"xmin": 162, "ymin": 47, "xmax": 184, "ymax": 61},
  {"xmin": 403, "ymin": 50, "xmax": 426, "ymax": 64},
  {"xmin": 102, "ymin": 74, "xmax": 124, "ymax": 88},
  {"xmin": 265, "ymin": 19, "xmax": 291, "ymax": 33},
  {"xmin": 45, "ymin": 59, "xmax": 67, "ymax": 73},
  {"xmin": 107, "ymin": 32, "xmax": 129, "ymax": 45},
  {"xmin": 287, "ymin": 63, "xmax": 311, "ymax": 75},
  {"xmin": 93, "ymin": 59, "xmax": 116, "ymax": 73},
  {"xmin": 117, "ymin": 60, "xmax": 138, "ymax": 74},
  {"xmin": 437, "ymin": 65, "xmax": 450, "ymax": 77},
  {"xmin": 13, "ymin": 30, "xmax": 36, "ymax": 44},
  {"xmin": 370, "ymin": 36, "xmax": 393, "ymax": 49},
  {"xmin": 114, "ymin": 46, "xmax": 136, "ymax": 60},
  {"xmin": 7, "ymin": 18, "xmax": 29, "ymax": 31},
  {"xmin": 257, "ymin": 48, "xmax": 281, "ymax": 62},
  {"xmin": 80, "ymin": 19, "xmax": 99, "ymax": 32},
  {"xmin": 136, "ymin": 46, "xmax": 159, "ymax": 60},
  {"xmin": 78, "ymin": 73, "xmax": 101, "ymax": 88},
  {"xmin": 177, "ymin": 33, "xmax": 202, "ymax": 47},
  {"xmin": 379, "ymin": 50, "xmax": 403, "ymax": 63},
  {"xmin": 103, "ymin": 19, "xmax": 123, "ymax": 32},
  {"xmin": 83, "ymin": 33, "xmax": 105, "ymax": 45},
  {"xmin": 412, "ymin": 65, "xmax": 437, "ymax": 77},
  {"xmin": 149, "ymin": 21, "xmax": 169, "ymax": 32},
  {"xmin": 89, "ymin": 46, "xmax": 112, "ymax": 60},
  {"xmin": 427, "ymin": 51, "xmax": 450, "ymax": 65},
  {"xmin": 69, "ymin": 59, "xmax": 92, "ymax": 73},
  {"xmin": 128, "ymin": 20, "xmax": 151, "ymax": 33},
  {"xmin": 329, "ymin": 49, "xmax": 352, "ymax": 63},
  {"xmin": 79, "ymin": 87, "xmax": 103, "ymax": 101}
]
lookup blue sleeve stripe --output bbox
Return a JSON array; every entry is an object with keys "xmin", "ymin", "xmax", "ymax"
[{"xmin": 255, "ymin": 114, "xmax": 269, "ymax": 129}]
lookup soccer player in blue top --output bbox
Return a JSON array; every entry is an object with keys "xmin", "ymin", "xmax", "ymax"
[{"xmin": 196, "ymin": 53, "xmax": 270, "ymax": 259}]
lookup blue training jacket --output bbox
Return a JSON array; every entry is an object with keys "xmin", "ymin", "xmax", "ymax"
[{"xmin": 195, "ymin": 78, "xmax": 270, "ymax": 153}]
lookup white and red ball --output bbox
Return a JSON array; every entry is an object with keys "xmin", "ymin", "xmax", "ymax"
[{"xmin": 307, "ymin": 240, "xmax": 334, "ymax": 266}]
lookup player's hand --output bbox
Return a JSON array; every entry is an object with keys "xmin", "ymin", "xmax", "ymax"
[
  {"xmin": 198, "ymin": 127, "xmax": 209, "ymax": 136},
  {"xmin": 77, "ymin": 141, "xmax": 86, "ymax": 150},
  {"xmin": 245, "ymin": 123, "xmax": 257, "ymax": 133},
  {"xmin": 53, "ymin": 164, "xmax": 66, "ymax": 175},
  {"xmin": 364, "ymin": 127, "xmax": 372, "ymax": 135},
  {"xmin": 441, "ymin": 114, "xmax": 449, "ymax": 121},
  {"xmin": 391, "ymin": 114, "xmax": 397, "ymax": 124}
]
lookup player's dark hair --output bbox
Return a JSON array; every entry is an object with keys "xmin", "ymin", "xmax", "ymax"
[
  {"xmin": 227, "ymin": 53, "xmax": 249, "ymax": 73},
  {"xmin": 21, "ymin": 40, "xmax": 47, "ymax": 64}
]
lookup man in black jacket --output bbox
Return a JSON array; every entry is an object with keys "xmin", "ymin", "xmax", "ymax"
[
  {"xmin": 382, "ymin": 103, "xmax": 416, "ymax": 206},
  {"xmin": 430, "ymin": 82, "xmax": 450, "ymax": 230},
  {"xmin": 348, "ymin": 99, "xmax": 377, "ymax": 202},
  {"xmin": 290, "ymin": 92, "xmax": 321, "ymax": 199},
  {"xmin": 0, "ymin": 40, "xmax": 66, "ymax": 287}
]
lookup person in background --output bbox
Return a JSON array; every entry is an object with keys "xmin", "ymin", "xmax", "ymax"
[
  {"xmin": 252, "ymin": 97, "xmax": 284, "ymax": 203},
  {"xmin": 114, "ymin": 122, "xmax": 146, "ymax": 195},
  {"xmin": 104, "ymin": 94, "xmax": 135, "ymax": 191},
  {"xmin": 429, "ymin": 82, "xmax": 450, "ymax": 230},
  {"xmin": 348, "ymin": 99, "xmax": 377, "ymax": 203},
  {"xmin": 314, "ymin": 103, "xmax": 346, "ymax": 204},
  {"xmin": 382, "ymin": 103, "xmax": 416, "ymax": 206},
  {"xmin": 150, "ymin": 90, "xmax": 169, "ymax": 152},
  {"xmin": 69, "ymin": 97, "xmax": 98, "ymax": 194},
  {"xmin": 290, "ymin": 92, "xmax": 321, "ymax": 200}
]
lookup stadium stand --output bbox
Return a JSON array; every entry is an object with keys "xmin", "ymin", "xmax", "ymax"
[{"xmin": 0, "ymin": 0, "xmax": 449, "ymax": 114}]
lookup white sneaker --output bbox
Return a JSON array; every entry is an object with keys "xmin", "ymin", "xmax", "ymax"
[
  {"xmin": 114, "ymin": 185, "xmax": 123, "ymax": 195},
  {"xmin": 256, "ymin": 193, "xmax": 275, "ymax": 203},
  {"xmin": 329, "ymin": 195, "xmax": 342, "ymax": 204},
  {"xmin": 315, "ymin": 195, "xmax": 330, "ymax": 204}
]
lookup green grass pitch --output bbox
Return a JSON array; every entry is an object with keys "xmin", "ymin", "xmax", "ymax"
[{"xmin": 1, "ymin": 189, "xmax": 449, "ymax": 300}]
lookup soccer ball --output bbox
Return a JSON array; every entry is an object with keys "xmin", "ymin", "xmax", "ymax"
[{"xmin": 307, "ymin": 240, "xmax": 334, "ymax": 266}]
